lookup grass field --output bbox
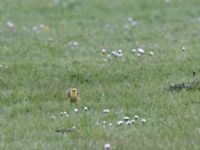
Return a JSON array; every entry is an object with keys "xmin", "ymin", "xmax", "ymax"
[{"xmin": 1, "ymin": 0, "xmax": 200, "ymax": 149}]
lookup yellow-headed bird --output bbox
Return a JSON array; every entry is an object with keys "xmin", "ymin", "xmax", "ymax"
[{"xmin": 66, "ymin": 88, "xmax": 79, "ymax": 104}]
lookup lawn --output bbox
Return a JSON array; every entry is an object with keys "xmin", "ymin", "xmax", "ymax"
[{"xmin": 0, "ymin": 0, "xmax": 200, "ymax": 149}]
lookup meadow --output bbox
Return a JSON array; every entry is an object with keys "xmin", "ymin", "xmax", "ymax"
[{"xmin": 0, "ymin": 0, "xmax": 200, "ymax": 149}]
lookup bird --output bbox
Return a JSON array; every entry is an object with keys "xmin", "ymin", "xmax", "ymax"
[{"xmin": 66, "ymin": 87, "xmax": 79, "ymax": 105}]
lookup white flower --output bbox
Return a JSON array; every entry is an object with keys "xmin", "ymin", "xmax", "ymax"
[
  {"xmin": 117, "ymin": 120, "xmax": 124, "ymax": 125},
  {"xmin": 74, "ymin": 108, "xmax": 78, "ymax": 113},
  {"xmin": 112, "ymin": 50, "xmax": 123, "ymax": 58},
  {"xmin": 149, "ymin": 51, "xmax": 154, "ymax": 56},
  {"xmin": 103, "ymin": 109, "xmax": 110, "ymax": 113},
  {"xmin": 123, "ymin": 116, "xmax": 130, "ymax": 122},
  {"xmin": 6, "ymin": 21, "xmax": 15, "ymax": 32},
  {"xmin": 131, "ymin": 119, "xmax": 135, "ymax": 124},
  {"xmin": 132, "ymin": 49, "xmax": 136, "ymax": 53},
  {"xmin": 6, "ymin": 21, "xmax": 15, "ymax": 28},
  {"xmin": 182, "ymin": 46, "xmax": 186, "ymax": 51},
  {"xmin": 104, "ymin": 143, "xmax": 111, "ymax": 150},
  {"xmin": 84, "ymin": 107, "xmax": 88, "ymax": 111},
  {"xmin": 118, "ymin": 49, "xmax": 122, "ymax": 54},
  {"xmin": 109, "ymin": 123, "xmax": 113, "ymax": 126},
  {"xmin": 101, "ymin": 48, "xmax": 107, "ymax": 54},
  {"xmin": 137, "ymin": 48, "xmax": 144, "ymax": 54},
  {"xmin": 107, "ymin": 54, "xmax": 112, "ymax": 60},
  {"xmin": 51, "ymin": 115, "xmax": 55, "ymax": 119},
  {"xmin": 134, "ymin": 115, "xmax": 139, "ymax": 120},
  {"xmin": 63, "ymin": 111, "xmax": 69, "ymax": 117},
  {"xmin": 141, "ymin": 118, "xmax": 146, "ymax": 123},
  {"xmin": 68, "ymin": 41, "xmax": 78, "ymax": 46},
  {"xmin": 112, "ymin": 51, "xmax": 118, "ymax": 56}
]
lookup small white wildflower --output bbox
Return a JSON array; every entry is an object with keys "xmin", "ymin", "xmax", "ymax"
[
  {"xmin": 137, "ymin": 48, "xmax": 144, "ymax": 54},
  {"xmin": 137, "ymin": 53, "xmax": 141, "ymax": 57},
  {"xmin": 72, "ymin": 126, "xmax": 76, "ymax": 129},
  {"xmin": 0, "ymin": 65, "xmax": 3, "ymax": 68},
  {"xmin": 6, "ymin": 21, "xmax": 15, "ymax": 28},
  {"xmin": 103, "ymin": 121, "xmax": 106, "ymax": 124},
  {"xmin": 103, "ymin": 109, "xmax": 110, "ymax": 113},
  {"xmin": 109, "ymin": 123, "xmax": 113, "ymax": 126},
  {"xmin": 84, "ymin": 107, "xmax": 88, "ymax": 111},
  {"xmin": 104, "ymin": 143, "xmax": 111, "ymax": 150},
  {"xmin": 74, "ymin": 108, "xmax": 78, "ymax": 113},
  {"xmin": 51, "ymin": 115, "xmax": 56, "ymax": 119},
  {"xmin": 117, "ymin": 120, "xmax": 124, "ymax": 125},
  {"xmin": 182, "ymin": 46, "xmax": 186, "ymax": 51},
  {"xmin": 112, "ymin": 51, "xmax": 118, "ymax": 56},
  {"xmin": 107, "ymin": 54, "xmax": 112, "ymax": 60},
  {"xmin": 118, "ymin": 49, "xmax": 122, "ymax": 54},
  {"xmin": 134, "ymin": 115, "xmax": 139, "ymax": 120},
  {"xmin": 6, "ymin": 21, "xmax": 15, "ymax": 32},
  {"xmin": 132, "ymin": 49, "xmax": 136, "ymax": 53},
  {"xmin": 141, "ymin": 118, "xmax": 146, "ymax": 124},
  {"xmin": 131, "ymin": 119, "xmax": 135, "ymax": 124},
  {"xmin": 112, "ymin": 51, "xmax": 122, "ymax": 58},
  {"xmin": 63, "ymin": 111, "xmax": 69, "ymax": 117},
  {"xmin": 123, "ymin": 116, "xmax": 130, "ymax": 122},
  {"xmin": 149, "ymin": 51, "xmax": 154, "ymax": 56},
  {"xmin": 101, "ymin": 48, "xmax": 107, "ymax": 54},
  {"xmin": 68, "ymin": 41, "xmax": 78, "ymax": 46}
]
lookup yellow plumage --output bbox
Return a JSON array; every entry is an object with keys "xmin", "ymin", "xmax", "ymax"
[{"xmin": 67, "ymin": 88, "xmax": 79, "ymax": 104}]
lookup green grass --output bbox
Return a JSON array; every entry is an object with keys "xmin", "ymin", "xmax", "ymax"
[{"xmin": 1, "ymin": 0, "xmax": 200, "ymax": 149}]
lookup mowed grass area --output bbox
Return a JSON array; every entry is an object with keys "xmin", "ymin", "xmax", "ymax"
[{"xmin": 1, "ymin": 0, "xmax": 200, "ymax": 149}]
